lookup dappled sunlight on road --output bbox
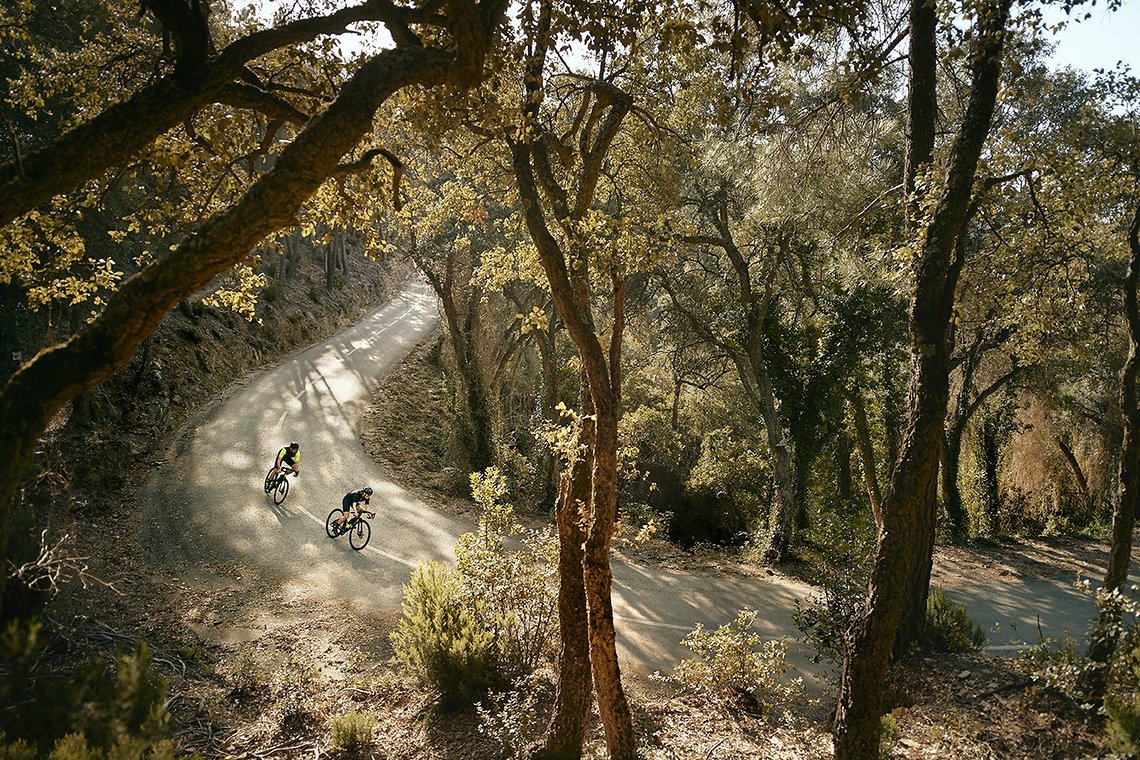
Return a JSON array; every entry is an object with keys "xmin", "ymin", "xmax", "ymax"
[{"xmin": 145, "ymin": 280, "xmax": 474, "ymax": 613}]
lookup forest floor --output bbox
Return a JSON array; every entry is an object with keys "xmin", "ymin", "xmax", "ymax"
[{"xmin": 33, "ymin": 320, "xmax": 1123, "ymax": 758}]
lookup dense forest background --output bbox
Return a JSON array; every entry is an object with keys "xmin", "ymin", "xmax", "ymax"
[{"xmin": 0, "ymin": 0, "xmax": 1137, "ymax": 757}]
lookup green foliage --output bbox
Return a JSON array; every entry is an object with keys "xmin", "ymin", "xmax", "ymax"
[
  {"xmin": 226, "ymin": 648, "xmax": 267, "ymax": 697},
  {"xmin": 475, "ymin": 672, "xmax": 554, "ymax": 759},
  {"xmin": 670, "ymin": 610, "xmax": 806, "ymax": 715},
  {"xmin": 1018, "ymin": 584, "xmax": 1140, "ymax": 753},
  {"xmin": 922, "ymin": 588, "xmax": 985, "ymax": 653},
  {"xmin": 793, "ymin": 517, "xmax": 874, "ymax": 664},
  {"xmin": 391, "ymin": 561, "xmax": 502, "ymax": 709},
  {"xmin": 0, "ymin": 618, "xmax": 188, "ymax": 758},
  {"xmin": 392, "ymin": 472, "xmax": 558, "ymax": 709},
  {"xmin": 879, "ymin": 710, "xmax": 902, "ymax": 759},
  {"xmin": 1099, "ymin": 586, "xmax": 1140, "ymax": 755},
  {"xmin": 329, "ymin": 711, "xmax": 375, "ymax": 757}
]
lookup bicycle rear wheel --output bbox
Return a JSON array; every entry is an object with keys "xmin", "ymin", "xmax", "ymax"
[
  {"xmin": 273, "ymin": 476, "xmax": 289, "ymax": 504},
  {"xmin": 325, "ymin": 509, "xmax": 343, "ymax": 538},
  {"xmin": 349, "ymin": 519, "xmax": 371, "ymax": 550},
  {"xmin": 264, "ymin": 468, "xmax": 275, "ymax": 494}
]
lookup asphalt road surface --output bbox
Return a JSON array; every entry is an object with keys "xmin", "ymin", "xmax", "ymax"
[{"xmin": 143, "ymin": 280, "xmax": 1134, "ymax": 688}]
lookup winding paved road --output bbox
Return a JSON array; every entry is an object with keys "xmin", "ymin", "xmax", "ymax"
[{"xmin": 143, "ymin": 280, "xmax": 1135, "ymax": 687}]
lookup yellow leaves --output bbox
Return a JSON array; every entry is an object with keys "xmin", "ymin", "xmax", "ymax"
[
  {"xmin": 517, "ymin": 306, "xmax": 548, "ymax": 334},
  {"xmin": 25, "ymin": 259, "xmax": 123, "ymax": 310},
  {"xmin": 201, "ymin": 264, "xmax": 268, "ymax": 322}
]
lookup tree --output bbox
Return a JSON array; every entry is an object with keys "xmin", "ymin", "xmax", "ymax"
[
  {"xmin": 0, "ymin": 0, "xmax": 510, "ymax": 617},
  {"xmin": 833, "ymin": 0, "xmax": 1015, "ymax": 754}
]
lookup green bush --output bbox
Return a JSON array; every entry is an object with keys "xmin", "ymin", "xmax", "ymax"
[
  {"xmin": 793, "ymin": 526, "xmax": 873, "ymax": 665},
  {"xmin": 922, "ymin": 588, "xmax": 985, "ymax": 652},
  {"xmin": 670, "ymin": 610, "xmax": 806, "ymax": 715},
  {"xmin": 0, "ymin": 619, "xmax": 188, "ymax": 758},
  {"xmin": 391, "ymin": 562, "xmax": 502, "ymax": 709},
  {"xmin": 1101, "ymin": 587, "xmax": 1140, "ymax": 756},
  {"xmin": 329, "ymin": 711, "xmax": 374, "ymax": 757}
]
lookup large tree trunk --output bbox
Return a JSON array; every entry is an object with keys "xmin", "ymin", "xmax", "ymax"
[
  {"xmin": 0, "ymin": 11, "xmax": 509, "ymax": 615},
  {"xmin": 1086, "ymin": 204, "xmax": 1140, "ymax": 688},
  {"xmin": 535, "ymin": 378, "xmax": 594, "ymax": 760},
  {"xmin": 511, "ymin": 135, "xmax": 636, "ymax": 758},
  {"xmin": 832, "ymin": 0, "xmax": 1012, "ymax": 754}
]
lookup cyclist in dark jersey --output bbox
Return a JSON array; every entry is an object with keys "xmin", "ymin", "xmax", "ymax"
[
  {"xmin": 267, "ymin": 441, "xmax": 301, "ymax": 489},
  {"xmin": 332, "ymin": 487, "xmax": 372, "ymax": 533}
]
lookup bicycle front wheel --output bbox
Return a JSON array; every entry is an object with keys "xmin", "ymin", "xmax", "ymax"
[
  {"xmin": 273, "ymin": 476, "xmax": 289, "ymax": 504},
  {"xmin": 325, "ymin": 509, "xmax": 342, "ymax": 538},
  {"xmin": 349, "ymin": 519, "xmax": 371, "ymax": 550}
]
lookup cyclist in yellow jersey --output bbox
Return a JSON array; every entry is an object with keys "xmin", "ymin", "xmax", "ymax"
[{"xmin": 269, "ymin": 441, "xmax": 301, "ymax": 485}]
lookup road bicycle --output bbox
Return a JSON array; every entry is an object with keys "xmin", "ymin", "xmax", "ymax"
[
  {"xmin": 325, "ymin": 508, "xmax": 374, "ymax": 550},
  {"xmin": 263, "ymin": 466, "xmax": 296, "ymax": 505}
]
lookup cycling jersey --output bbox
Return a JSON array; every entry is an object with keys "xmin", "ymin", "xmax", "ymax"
[
  {"xmin": 278, "ymin": 447, "xmax": 300, "ymax": 466},
  {"xmin": 342, "ymin": 491, "xmax": 369, "ymax": 511}
]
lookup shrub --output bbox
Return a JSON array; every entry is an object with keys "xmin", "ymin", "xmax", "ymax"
[
  {"xmin": 329, "ymin": 712, "xmax": 374, "ymax": 757},
  {"xmin": 227, "ymin": 649, "xmax": 267, "ymax": 697},
  {"xmin": 0, "ymin": 619, "xmax": 186, "ymax": 757},
  {"xmin": 793, "ymin": 525, "xmax": 873, "ymax": 664},
  {"xmin": 670, "ymin": 610, "xmax": 806, "ymax": 715},
  {"xmin": 922, "ymin": 588, "xmax": 985, "ymax": 652},
  {"xmin": 391, "ymin": 562, "xmax": 502, "ymax": 709},
  {"xmin": 1100, "ymin": 586, "xmax": 1140, "ymax": 756},
  {"xmin": 475, "ymin": 672, "xmax": 554, "ymax": 759},
  {"xmin": 392, "ymin": 471, "xmax": 558, "ymax": 709},
  {"xmin": 271, "ymin": 653, "xmax": 319, "ymax": 722},
  {"xmin": 879, "ymin": 710, "xmax": 902, "ymax": 759}
]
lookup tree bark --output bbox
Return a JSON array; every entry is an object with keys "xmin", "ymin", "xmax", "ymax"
[
  {"xmin": 1086, "ymin": 203, "xmax": 1140, "ymax": 683},
  {"xmin": 535, "ymin": 377, "xmax": 594, "ymax": 760},
  {"xmin": 833, "ymin": 0, "xmax": 1012, "ymax": 754},
  {"xmin": 511, "ymin": 129, "xmax": 636, "ymax": 758},
  {"xmin": 0, "ymin": 3, "xmax": 510, "ymax": 613}
]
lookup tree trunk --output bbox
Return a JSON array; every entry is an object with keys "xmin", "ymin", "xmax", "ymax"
[
  {"xmin": 978, "ymin": 413, "xmax": 1003, "ymax": 535},
  {"xmin": 832, "ymin": 0, "xmax": 1012, "ymax": 754},
  {"xmin": 836, "ymin": 431, "xmax": 854, "ymax": 501},
  {"xmin": 535, "ymin": 379, "xmax": 594, "ymax": 760},
  {"xmin": 942, "ymin": 426, "xmax": 968, "ymax": 535},
  {"xmin": 1055, "ymin": 435, "xmax": 1093, "ymax": 514},
  {"xmin": 1086, "ymin": 204, "xmax": 1140, "ymax": 686},
  {"xmin": 511, "ymin": 134, "xmax": 636, "ymax": 759}
]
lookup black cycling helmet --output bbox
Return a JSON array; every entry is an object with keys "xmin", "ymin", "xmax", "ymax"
[
  {"xmin": 289, "ymin": 441, "xmax": 300, "ymax": 450},
  {"xmin": 362, "ymin": 487, "xmax": 373, "ymax": 495}
]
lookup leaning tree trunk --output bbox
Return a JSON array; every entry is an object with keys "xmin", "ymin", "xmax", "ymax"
[
  {"xmin": 1086, "ymin": 203, "xmax": 1140, "ymax": 691},
  {"xmin": 832, "ymin": 0, "xmax": 1012, "ymax": 754},
  {"xmin": 848, "ymin": 385, "xmax": 883, "ymax": 526}
]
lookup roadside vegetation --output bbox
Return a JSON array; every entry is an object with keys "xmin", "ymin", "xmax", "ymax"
[{"xmin": 1, "ymin": 0, "xmax": 1138, "ymax": 757}]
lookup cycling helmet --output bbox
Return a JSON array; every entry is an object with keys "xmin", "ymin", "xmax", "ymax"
[
  {"xmin": 363, "ymin": 487, "xmax": 373, "ymax": 495},
  {"xmin": 289, "ymin": 441, "xmax": 300, "ymax": 450}
]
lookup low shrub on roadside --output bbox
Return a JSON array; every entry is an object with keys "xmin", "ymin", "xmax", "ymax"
[
  {"xmin": 392, "ymin": 468, "xmax": 557, "ymax": 710},
  {"xmin": 390, "ymin": 561, "xmax": 502, "ymax": 709},
  {"xmin": 668, "ymin": 609, "xmax": 807, "ymax": 716},
  {"xmin": 922, "ymin": 587, "xmax": 985, "ymax": 653},
  {"xmin": 329, "ymin": 711, "xmax": 374, "ymax": 757}
]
